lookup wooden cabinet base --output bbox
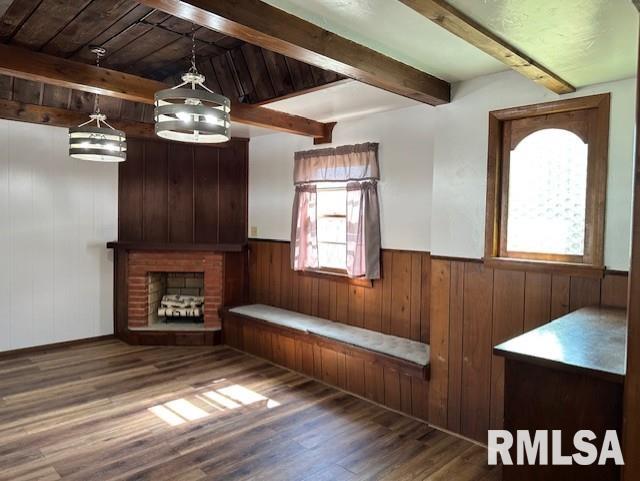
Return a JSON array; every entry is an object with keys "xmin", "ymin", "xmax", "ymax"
[{"xmin": 503, "ymin": 359, "xmax": 622, "ymax": 481}]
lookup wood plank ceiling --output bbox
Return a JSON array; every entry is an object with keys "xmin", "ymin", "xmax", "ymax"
[{"xmin": 0, "ymin": 0, "xmax": 343, "ymax": 125}]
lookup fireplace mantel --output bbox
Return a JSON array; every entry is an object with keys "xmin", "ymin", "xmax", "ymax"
[{"xmin": 107, "ymin": 241, "xmax": 246, "ymax": 252}]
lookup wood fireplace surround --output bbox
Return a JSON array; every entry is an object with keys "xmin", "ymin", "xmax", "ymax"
[{"xmin": 112, "ymin": 137, "xmax": 249, "ymax": 345}]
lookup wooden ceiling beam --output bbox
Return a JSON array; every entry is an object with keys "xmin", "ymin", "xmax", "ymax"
[
  {"xmin": 0, "ymin": 44, "xmax": 331, "ymax": 139},
  {"xmin": 0, "ymin": 98, "xmax": 158, "ymax": 139},
  {"xmin": 0, "ymin": 0, "xmax": 15, "ymax": 18},
  {"xmin": 135, "ymin": 0, "xmax": 451, "ymax": 105},
  {"xmin": 399, "ymin": 0, "xmax": 575, "ymax": 94}
]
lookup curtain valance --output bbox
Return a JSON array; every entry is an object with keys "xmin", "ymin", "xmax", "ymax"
[{"xmin": 293, "ymin": 142, "xmax": 379, "ymax": 185}]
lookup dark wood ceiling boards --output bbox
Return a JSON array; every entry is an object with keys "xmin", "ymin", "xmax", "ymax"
[{"xmin": 0, "ymin": 0, "xmax": 343, "ymax": 108}]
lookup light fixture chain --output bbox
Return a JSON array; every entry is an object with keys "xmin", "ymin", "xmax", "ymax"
[
  {"xmin": 94, "ymin": 48, "xmax": 102, "ymax": 114},
  {"xmin": 191, "ymin": 23, "xmax": 197, "ymax": 72}
]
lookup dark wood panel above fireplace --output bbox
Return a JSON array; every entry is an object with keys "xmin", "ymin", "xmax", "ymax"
[{"xmin": 118, "ymin": 137, "xmax": 248, "ymax": 246}]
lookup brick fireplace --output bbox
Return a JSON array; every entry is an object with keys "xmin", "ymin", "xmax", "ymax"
[{"xmin": 127, "ymin": 251, "xmax": 224, "ymax": 329}]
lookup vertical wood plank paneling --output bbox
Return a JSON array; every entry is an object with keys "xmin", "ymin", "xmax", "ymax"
[
  {"xmin": 328, "ymin": 281, "xmax": 337, "ymax": 321},
  {"xmin": 550, "ymin": 274, "xmax": 571, "ymax": 320},
  {"xmin": 142, "ymin": 141, "xmax": 168, "ymax": 242},
  {"xmin": 429, "ymin": 259, "xmax": 450, "ymax": 428},
  {"xmin": 420, "ymin": 253, "xmax": 431, "ymax": 343},
  {"xmin": 383, "ymin": 368, "xmax": 402, "ymax": 411},
  {"xmin": 363, "ymin": 280, "xmax": 382, "ymax": 332},
  {"xmin": 336, "ymin": 352, "xmax": 347, "ymax": 389},
  {"xmin": 273, "ymin": 333, "xmax": 296, "ymax": 368},
  {"xmin": 118, "ymin": 139, "xmax": 143, "ymax": 241},
  {"xmin": 316, "ymin": 278, "xmax": 330, "ymax": 319},
  {"xmin": 279, "ymin": 242, "xmax": 292, "ymax": 309},
  {"xmin": 335, "ymin": 283, "xmax": 348, "ymax": 324},
  {"xmin": 268, "ymin": 242, "xmax": 282, "ymax": 307},
  {"xmin": 244, "ymin": 240, "xmax": 627, "ymax": 444},
  {"xmin": 0, "ymin": 121, "xmax": 10, "ymax": 351},
  {"xmin": 298, "ymin": 275, "xmax": 313, "ymax": 315},
  {"xmin": 601, "ymin": 274, "xmax": 628, "ymax": 308},
  {"xmin": 400, "ymin": 373, "xmax": 413, "ymax": 415},
  {"xmin": 570, "ymin": 276, "xmax": 602, "ymax": 311},
  {"xmin": 410, "ymin": 253, "xmax": 422, "ymax": 341},
  {"xmin": 348, "ymin": 286, "xmax": 365, "ymax": 327},
  {"xmin": 1, "ymin": 121, "xmax": 118, "ymax": 352},
  {"xmin": 411, "ymin": 378, "xmax": 429, "ymax": 421},
  {"xmin": 295, "ymin": 339, "xmax": 315, "ymax": 376},
  {"xmin": 390, "ymin": 252, "xmax": 412, "ymax": 338},
  {"xmin": 345, "ymin": 355, "xmax": 365, "ymax": 396},
  {"xmin": 256, "ymin": 242, "xmax": 270, "ymax": 304},
  {"xmin": 248, "ymin": 241, "xmax": 258, "ymax": 302},
  {"xmin": 381, "ymin": 250, "xmax": 393, "ymax": 334},
  {"xmin": 490, "ymin": 270, "xmax": 525, "ymax": 431},
  {"xmin": 447, "ymin": 261, "xmax": 464, "ymax": 432},
  {"xmin": 523, "ymin": 272, "xmax": 552, "ymax": 331},
  {"xmin": 310, "ymin": 278, "xmax": 319, "ymax": 316},
  {"xmin": 168, "ymin": 143, "xmax": 194, "ymax": 243},
  {"xmin": 312, "ymin": 344, "xmax": 322, "ymax": 378},
  {"xmin": 193, "ymin": 146, "xmax": 219, "ymax": 243},
  {"xmin": 218, "ymin": 142, "xmax": 248, "ymax": 244},
  {"xmin": 461, "ymin": 263, "xmax": 494, "ymax": 442},
  {"xmin": 364, "ymin": 362, "xmax": 385, "ymax": 404},
  {"xmin": 289, "ymin": 264, "xmax": 300, "ymax": 312},
  {"xmin": 118, "ymin": 138, "xmax": 248, "ymax": 248}
]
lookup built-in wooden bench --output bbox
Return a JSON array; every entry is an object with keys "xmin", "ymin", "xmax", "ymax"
[{"xmin": 222, "ymin": 304, "xmax": 430, "ymax": 380}]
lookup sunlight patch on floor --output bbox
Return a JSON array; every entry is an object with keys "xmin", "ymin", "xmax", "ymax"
[{"xmin": 148, "ymin": 384, "xmax": 281, "ymax": 426}]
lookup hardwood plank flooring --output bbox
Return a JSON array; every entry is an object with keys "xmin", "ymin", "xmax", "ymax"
[{"xmin": 0, "ymin": 339, "xmax": 499, "ymax": 481}]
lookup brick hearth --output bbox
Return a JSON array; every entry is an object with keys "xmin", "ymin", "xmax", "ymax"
[{"xmin": 127, "ymin": 251, "xmax": 224, "ymax": 329}]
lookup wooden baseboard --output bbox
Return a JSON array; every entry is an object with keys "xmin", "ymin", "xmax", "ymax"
[{"xmin": 0, "ymin": 334, "xmax": 116, "ymax": 359}]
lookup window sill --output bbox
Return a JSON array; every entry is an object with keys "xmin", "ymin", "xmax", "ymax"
[
  {"xmin": 299, "ymin": 269, "xmax": 374, "ymax": 288},
  {"xmin": 483, "ymin": 257, "xmax": 605, "ymax": 278}
]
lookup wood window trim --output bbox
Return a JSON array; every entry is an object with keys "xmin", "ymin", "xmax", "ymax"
[{"xmin": 484, "ymin": 93, "xmax": 610, "ymax": 276}]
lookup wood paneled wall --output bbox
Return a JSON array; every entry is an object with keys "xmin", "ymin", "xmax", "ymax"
[
  {"xmin": 249, "ymin": 240, "xmax": 431, "ymax": 343},
  {"xmin": 118, "ymin": 138, "xmax": 248, "ymax": 245},
  {"xmin": 247, "ymin": 239, "xmax": 628, "ymax": 442}
]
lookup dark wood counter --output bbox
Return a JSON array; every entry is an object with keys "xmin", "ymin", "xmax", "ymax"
[
  {"xmin": 495, "ymin": 306, "xmax": 627, "ymax": 481},
  {"xmin": 495, "ymin": 306, "xmax": 626, "ymax": 383}
]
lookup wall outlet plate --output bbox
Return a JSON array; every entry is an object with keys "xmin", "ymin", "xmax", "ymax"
[{"xmin": 250, "ymin": 226, "xmax": 258, "ymax": 237}]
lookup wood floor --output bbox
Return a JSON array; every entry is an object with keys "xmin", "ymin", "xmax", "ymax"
[{"xmin": 0, "ymin": 339, "xmax": 500, "ymax": 481}]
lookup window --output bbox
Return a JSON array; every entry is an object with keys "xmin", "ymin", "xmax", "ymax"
[
  {"xmin": 485, "ymin": 94, "xmax": 610, "ymax": 271},
  {"xmin": 291, "ymin": 142, "xmax": 381, "ymax": 280},
  {"xmin": 316, "ymin": 183, "xmax": 347, "ymax": 272}
]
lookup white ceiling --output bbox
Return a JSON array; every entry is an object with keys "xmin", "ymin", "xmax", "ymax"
[
  {"xmin": 447, "ymin": 0, "xmax": 638, "ymax": 87},
  {"xmin": 232, "ymin": 80, "xmax": 419, "ymax": 138},
  {"xmin": 236, "ymin": 0, "xmax": 638, "ymax": 137},
  {"xmin": 262, "ymin": 0, "xmax": 506, "ymax": 82},
  {"xmin": 263, "ymin": 0, "xmax": 638, "ymax": 87}
]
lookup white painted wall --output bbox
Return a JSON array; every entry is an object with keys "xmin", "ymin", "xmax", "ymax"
[
  {"xmin": 250, "ymin": 104, "xmax": 435, "ymax": 252},
  {"xmin": 0, "ymin": 120, "xmax": 117, "ymax": 352},
  {"xmin": 431, "ymin": 71, "xmax": 636, "ymax": 269},
  {"xmin": 249, "ymin": 70, "xmax": 636, "ymax": 270}
]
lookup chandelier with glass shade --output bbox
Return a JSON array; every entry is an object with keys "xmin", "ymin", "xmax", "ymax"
[
  {"xmin": 154, "ymin": 27, "xmax": 231, "ymax": 143},
  {"xmin": 68, "ymin": 47, "xmax": 126, "ymax": 162}
]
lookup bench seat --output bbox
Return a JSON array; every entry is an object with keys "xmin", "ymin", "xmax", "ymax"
[{"xmin": 227, "ymin": 304, "xmax": 430, "ymax": 370}]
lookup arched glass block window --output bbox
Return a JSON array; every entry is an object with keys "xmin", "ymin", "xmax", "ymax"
[
  {"xmin": 506, "ymin": 129, "xmax": 588, "ymax": 256},
  {"xmin": 485, "ymin": 94, "xmax": 610, "ymax": 269}
]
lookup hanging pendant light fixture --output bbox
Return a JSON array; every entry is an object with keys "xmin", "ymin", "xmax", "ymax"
[
  {"xmin": 68, "ymin": 46, "xmax": 126, "ymax": 162},
  {"xmin": 154, "ymin": 26, "xmax": 231, "ymax": 143}
]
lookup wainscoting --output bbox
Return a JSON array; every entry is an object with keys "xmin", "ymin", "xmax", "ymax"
[{"xmin": 246, "ymin": 239, "xmax": 628, "ymax": 442}]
